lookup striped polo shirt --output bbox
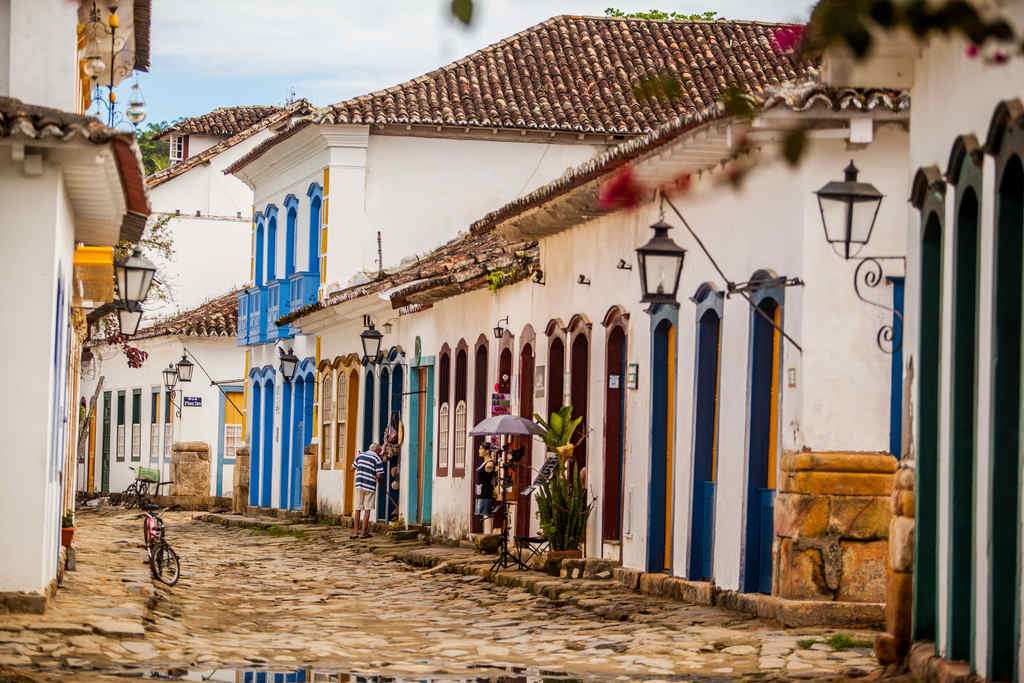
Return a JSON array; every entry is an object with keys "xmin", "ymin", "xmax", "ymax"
[{"xmin": 353, "ymin": 450, "xmax": 384, "ymax": 492}]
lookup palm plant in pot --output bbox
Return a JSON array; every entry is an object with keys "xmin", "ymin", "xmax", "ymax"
[
  {"xmin": 534, "ymin": 406, "xmax": 593, "ymax": 558},
  {"xmin": 61, "ymin": 509, "xmax": 75, "ymax": 547}
]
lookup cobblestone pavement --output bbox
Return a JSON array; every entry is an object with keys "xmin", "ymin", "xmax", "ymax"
[{"xmin": 0, "ymin": 508, "xmax": 891, "ymax": 681}]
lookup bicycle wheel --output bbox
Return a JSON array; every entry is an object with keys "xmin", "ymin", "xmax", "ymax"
[
  {"xmin": 123, "ymin": 483, "xmax": 138, "ymax": 509},
  {"xmin": 153, "ymin": 543, "xmax": 180, "ymax": 586}
]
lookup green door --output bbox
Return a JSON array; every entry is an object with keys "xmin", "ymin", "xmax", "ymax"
[{"xmin": 101, "ymin": 391, "xmax": 111, "ymax": 492}]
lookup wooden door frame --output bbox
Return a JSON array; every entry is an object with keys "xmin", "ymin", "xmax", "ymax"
[
  {"xmin": 601, "ymin": 306, "xmax": 629, "ymax": 557},
  {"xmin": 470, "ymin": 334, "xmax": 489, "ymax": 534},
  {"xmin": 516, "ymin": 324, "xmax": 536, "ymax": 538}
]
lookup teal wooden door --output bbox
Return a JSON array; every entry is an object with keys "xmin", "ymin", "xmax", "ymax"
[{"xmin": 100, "ymin": 391, "xmax": 111, "ymax": 492}]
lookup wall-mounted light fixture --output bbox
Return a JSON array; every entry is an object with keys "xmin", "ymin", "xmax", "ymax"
[
  {"xmin": 578, "ymin": 274, "xmax": 591, "ymax": 286},
  {"xmin": 493, "ymin": 317, "xmax": 509, "ymax": 339},
  {"xmin": 616, "ymin": 259, "xmax": 633, "ymax": 271}
]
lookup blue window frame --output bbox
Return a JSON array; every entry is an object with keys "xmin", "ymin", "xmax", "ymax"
[
  {"xmin": 306, "ymin": 183, "xmax": 322, "ymax": 274},
  {"xmin": 283, "ymin": 194, "xmax": 299, "ymax": 277}
]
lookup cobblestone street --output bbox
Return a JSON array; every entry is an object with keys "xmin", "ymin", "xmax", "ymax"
[{"xmin": 0, "ymin": 509, "xmax": 888, "ymax": 681}]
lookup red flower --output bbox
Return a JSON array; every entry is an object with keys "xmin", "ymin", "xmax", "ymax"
[
  {"xmin": 599, "ymin": 165, "xmax": 643, "ymax": 211},
  {"xmin": 966, "ymin": 43, "xmax": 979, "ymax": 58},
  {"xmin": 771, "ymin": 25, "xmax": 806, "ymax": 54}
]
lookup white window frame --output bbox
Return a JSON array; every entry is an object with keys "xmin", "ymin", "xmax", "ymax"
[
  {"xmin": 321, "ymin": 373, "xmax": 333, "ymax": 470},
  {"xmin": 336, "ymin": 372, "xmax": 347, "ymax": 466},
  {"xmin": 169, "ymin": 134, "xmax": 185, "ymax": 164},
  {"xmin": 453, "ymin": 400, "xmax": 467, "ymax": 470},
  {"xmin": 437, "ymin": 402, "xmax": 450, "ymax": 473}
]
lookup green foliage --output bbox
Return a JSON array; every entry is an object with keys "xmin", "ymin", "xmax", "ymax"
[
  {"xmin": 248, "ymin": 525, "xmax": 307, "ymax": 539},
  {"xmin": 61, "ymin": 509, "xmax": 74, "ymax": 528},
  {"xmin": 535, "ymin": 462, "xmax": 593, "ymax": 551},
  {"xmin": 808, "ymin": 0, "xmax": 1019, "ymax": 60},
  {"xmin": 606, "ymin": 8, "xmax": 718, "ymax": 21},
  {"xmin": 825, "ymin": 634, "xmax": 874, "ymax": 650},
  {"xmin": 450, "ymin": 0, "xmax": 473, "ymax": 25},
  {"xmin": 796, "ymin": 638, "xmax": 816, "ymax": 650},
  {"xmin": 134, "ymin": 121, "xmax": 173, "ymax": 176},
  {"xmin": 534, "ymin": 406, "xmax": 583, "ymax": 452}
]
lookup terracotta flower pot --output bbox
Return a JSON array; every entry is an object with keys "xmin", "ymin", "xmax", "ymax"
[{"xmin": 61, "ymin": 527, "xmax": 75, "ymax": 548}]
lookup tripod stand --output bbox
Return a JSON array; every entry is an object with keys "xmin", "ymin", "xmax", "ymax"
[{"xmin": 489, "ymin": 445, "xmax": 530, "ymax": 572}]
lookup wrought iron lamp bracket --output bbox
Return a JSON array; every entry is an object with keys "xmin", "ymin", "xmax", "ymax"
[
  {"xmin": 726, "ymin": 276, "xmax": 805, "ymax": 296},
  {"xmin": 848, "ymin": 255, "xmax": 906, "ymax": 354}
]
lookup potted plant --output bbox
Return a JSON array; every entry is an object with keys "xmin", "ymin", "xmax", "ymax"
[
  {"xmin": 61, "ymin": 509, "xmax": 75, "ymax": 548},
  {"xmin": 534, "ymin": 406, "xmax": 592, "ymax": 560}
]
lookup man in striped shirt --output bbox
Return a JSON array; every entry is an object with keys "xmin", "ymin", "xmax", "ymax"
[{"xmin": 352, "ymin": 443, "xmax": 383, "ymax": 539}]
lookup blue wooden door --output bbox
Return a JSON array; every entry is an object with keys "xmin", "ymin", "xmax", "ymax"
[
  {"xmin": 387, "ymin": 365, "xmax": 404, "ymax": 521},
  {"xmin": 249, "ymin": 382, "xmax": 261, "ymax": 507},
  {"xmin": 377, "ymin": 369, "xmax": 390, "ymax": 519},
  {"xmin": 689, "ymin": 308, "xmax": 719, "ymax": 580},
  {"xmin": 279, "ymin": 381, "xmax": 292, "ymax": 509},
  {"xmin": 363, "ymin": 371, "xmax": 375, "ymax": 450},
  {"xmin": 744, "ymin": 298, "xmax": 778, "ymax": 594},
  {"xmin": 262, "ymin": 379, "xmax": 274, "ymax": 507},
  {"xmin": 292, "ymin": 376, "xmax": 312, "ymax": 510},
  {"xmin": 647, "ymin": 318, "xmax": 674, "ymax": 573},
  {"xmin": 287, "ymin": 379, "xmax": 304, "ymax": 510}
]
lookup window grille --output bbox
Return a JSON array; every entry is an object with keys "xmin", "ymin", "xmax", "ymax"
[
  {"xmin": 454, "ymin": 401, "xmax": 467, "ymax": 470},
  {"xmin": 224, "ymin": 424, "xmax": 243, "ymax": 461},
  {"xmin": 438, "ymin": 402, "xmax": 450, "ymax": 471},
  {"xmin": 321, "ymin": 374, "xmax": 333, "ymax": 469}
]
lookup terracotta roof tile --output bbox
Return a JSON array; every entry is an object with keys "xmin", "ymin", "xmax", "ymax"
[
  {"xmin": 318, "ymin": 16, "xmax": 813, "ymax": 134},
  {"xmin": 148, "ymin": 100, "xmax": 311, "ymax": 188},
  {"xmin": 134, "ymin": 289, "xmax": 242, "ymax": 340},
  {"xmin": 156, "ymin": 105, "xmax": 285, "ymax": 140}
]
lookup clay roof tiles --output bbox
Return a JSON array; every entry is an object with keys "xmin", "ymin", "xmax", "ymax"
[
  {"xmin": 134, "ymin": 289, "xmax": 242, "ymax": 341},
  {"xmin": 156, "ymin": 105, "xmax": 285, "ymax": 140},
  {"xmin": 317, "ymin": 16, "xmax": 813, "ymax": 134}
]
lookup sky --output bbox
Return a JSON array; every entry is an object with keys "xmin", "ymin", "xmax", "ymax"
[{"xmin": 123, "ymin": 0, "xmax": 815, "ymax": 128}]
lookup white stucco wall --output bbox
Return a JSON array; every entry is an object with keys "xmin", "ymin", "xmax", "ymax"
[
  {"xmin": 146, "ymin": 129, "xmax": 276, "ymax": 320},
  {"xmin": 898, "ymin": 16, "xmax": 1024, "ymax": 676},
  {"xmin": 0, "ymin": 160, "xmax": 74, "ymax": 594},
  {"xmin": 78, "ymin": 336, "xmax": 244, "ymax": 497},
  {"xmin": 0, "ymin": 0, "xmax": 78, "ymax": 111}
]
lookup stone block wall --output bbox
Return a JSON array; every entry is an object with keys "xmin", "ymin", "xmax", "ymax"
[
  {"xmin": 774, "ymin": 451, "xmax": 897, "ymax": 603},
  {"xmin": 233, "ymin": 447, "xmax": 250, "ymax": 515},
  {"xmin": 170, "ymin": 442, "xmax": 211, "ymax": 497},
  {"xmin": 875, "ymin": 459, "xmax": 915, "ymax": 664},
  {"xmin": 302, "ymin": 445, "xmax": 318, "ymax": 517}
]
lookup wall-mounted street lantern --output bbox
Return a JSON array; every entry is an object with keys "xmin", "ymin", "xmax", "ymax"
[
  {"xmin": 815, "ymin": 161, "xmax": 903, "ymax": 353},
  {"xmin": 83, "ymin": 1, "xmax": 147, "ymax": 129},
  {"xmin": 175, "ymin": 353, "xmax": 194, "ymax": 383},
  {"xmin": 162, "ymin": 363, "xmax": 178, "ymax": 391},
  {"xmin": 493, "ymin": 317, "xmax": 509, "ymax": 340},
  {"xmin": 815, "ymin": 160, "xmax": 884, "ymax": 260},
  {"xmin": 279, "ymin": 347, "xmax": 299, "ymax": 383},
  {"xmin": 117, "ymin": 300, "xmax": 143, "ymax": 336},
  {"xmin": 114, "ymin": 247, "xmax": 157, "ymax": 306},
  {"xmin": 360, "ymin": 323, "xmax": 383, "ymax": 365},
  {"xmin": 636, "ymin": 219, "xmax": 687, "ymax": 306}
]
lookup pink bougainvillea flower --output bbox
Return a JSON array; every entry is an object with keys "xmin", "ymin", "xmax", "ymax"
[
  {"xmin": 771, "ymin": 25, "xmax": 806, "ymax": 54},
  {"xmin": 660, "ymin": 172, "xmax": 693, "ymax": 198},
  {"xmin": 966, "ymin": 43, "xmax": 979, "ymax": 58},
  {"xmin": 599, "ymin": 165, "xmax": 643, "ymax": 211}
]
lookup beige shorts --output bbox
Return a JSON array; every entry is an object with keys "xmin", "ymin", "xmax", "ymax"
[{"xmin": 355, "ymin": 488, "xmax": 376, "ymax": 511}]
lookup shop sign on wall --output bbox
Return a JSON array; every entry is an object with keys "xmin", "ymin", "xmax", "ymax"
[
  {"xmin": 626, "ymin": 364, "xmax": 639, "ymax": 390},
  {"xmin": 534, "ymin": 366, "xmax": 545, "ymax": 399},
  {"xmin": 183, "ymin": 396, "xmax": 202, "ymax": 407}
]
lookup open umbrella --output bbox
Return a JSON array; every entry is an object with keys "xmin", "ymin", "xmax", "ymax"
[{"xmin": 468, "ymin": 414, "xmax": 546, "ymax": 437}]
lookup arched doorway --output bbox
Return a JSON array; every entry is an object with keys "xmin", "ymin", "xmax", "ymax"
[
  {"xmin": 343, "ymin": 366, "xmax": 360, "ymax": 516},
  {"xmin": 690, "ymin": 285, "xmax": 722, "ymax": 580},
  {"xmin": 744, "ymin": 286, "xmax": 781, "ymax": 595},
  {"xmin": 280, "ymin": 377, "xmax": 292, "ymax": 511},
  {"xmin": 602, "ymin": 307, "xmax": 628, "ymax": 552},
  {"xmin": 915, "ymin": 207, "xmax": 944, "ymax": 642},
  {"xmin": 384, "ymin": 362, "xmax": 404, "ymax": 522},
  {"xmin": 517, "ymin": 326, "xmax": 536, "ymax": 538},
  {"xmin": 648, "ymin": 309, "xmax": 677, "ymax": 573},
  {"xmin": 470, "ymin": 336, "xmax": 489, "ymax": 534},
  {"xmin": 546, "ymin": 320, "xmax": 566, "ymax": 421},
  {"xmin": 297, "ymin": 373, "xmax": 313, "ymax": 510},
  {"xmin": 947, "ymin": 145, "xmax": 980, "ymax": 661},
  {"xmin": 261, "ymin": 376, "xmax": 274, "ymax": 508},
  {"xmin": 362, "ymin": 370, "xmax": 375, "ymax": 451},
  {"xmin": 249, "ymin": 380, "xmax": 262, "ymax": 507},
  {"xmin": 377, "ymin": 367, "xmax": 391, "ymax": 520},
  {"xmin": 987, "ymin": 146, "xmax": 1022, "ymax": 680},
  {"xmin": 569, "ymin": 316, "xmax": 590, "ymax": 473},
  {"xmin": 453, "ymin": 343, "xmax": 468, "ymax": 478}
]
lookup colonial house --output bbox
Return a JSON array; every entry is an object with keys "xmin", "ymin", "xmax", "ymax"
[
  {"xmin": 0, "ymin": 0, "xmax": 150, "ymax": 610},
  {"xmin": 145, "ymin": 101, "xmax": 310, "ymax": 320},
  {"xmin": 227, "ymin": 14, "xmax": 819, "ymax": 518},
  {"xmin": 78, "ymin": 290, "xmax": 243, "ymax": 498},
  {"xmin": 832, "ymin": 2, "xmax": 1024, "ymax": 679}
]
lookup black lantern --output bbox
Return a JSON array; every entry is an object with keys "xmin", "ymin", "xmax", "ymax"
[
  {"xmin": 115, "ymin": 247, "xmax": 157, "ymax": 305},
  {"xmin": 175, "ymin": 353, "xmax": 194, "ymax": 383},
  {"xmin": 360, "ymin": 323, "xmax": 383, "ymax": 364},
  {"xmin": 636, "ymin": 220, "xmax": 687, "ymax": 305},
  {"xmin": 162, "ymin": 363, "xmax": 178, "ymax": 391},
  {"xmin": 814, "ymin": 160, "xmax": 884, "ymax": 260},
  {"xmin": 117, "ymin": 300, "xmax": 144, "ymax": 336},
  {"xmin": 279, "ymin": 347, "xmax": 299, "ymax": 383},
  {"xmin": 493, "ymin": 316, "xmax": 509, "ymax": 340}
]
